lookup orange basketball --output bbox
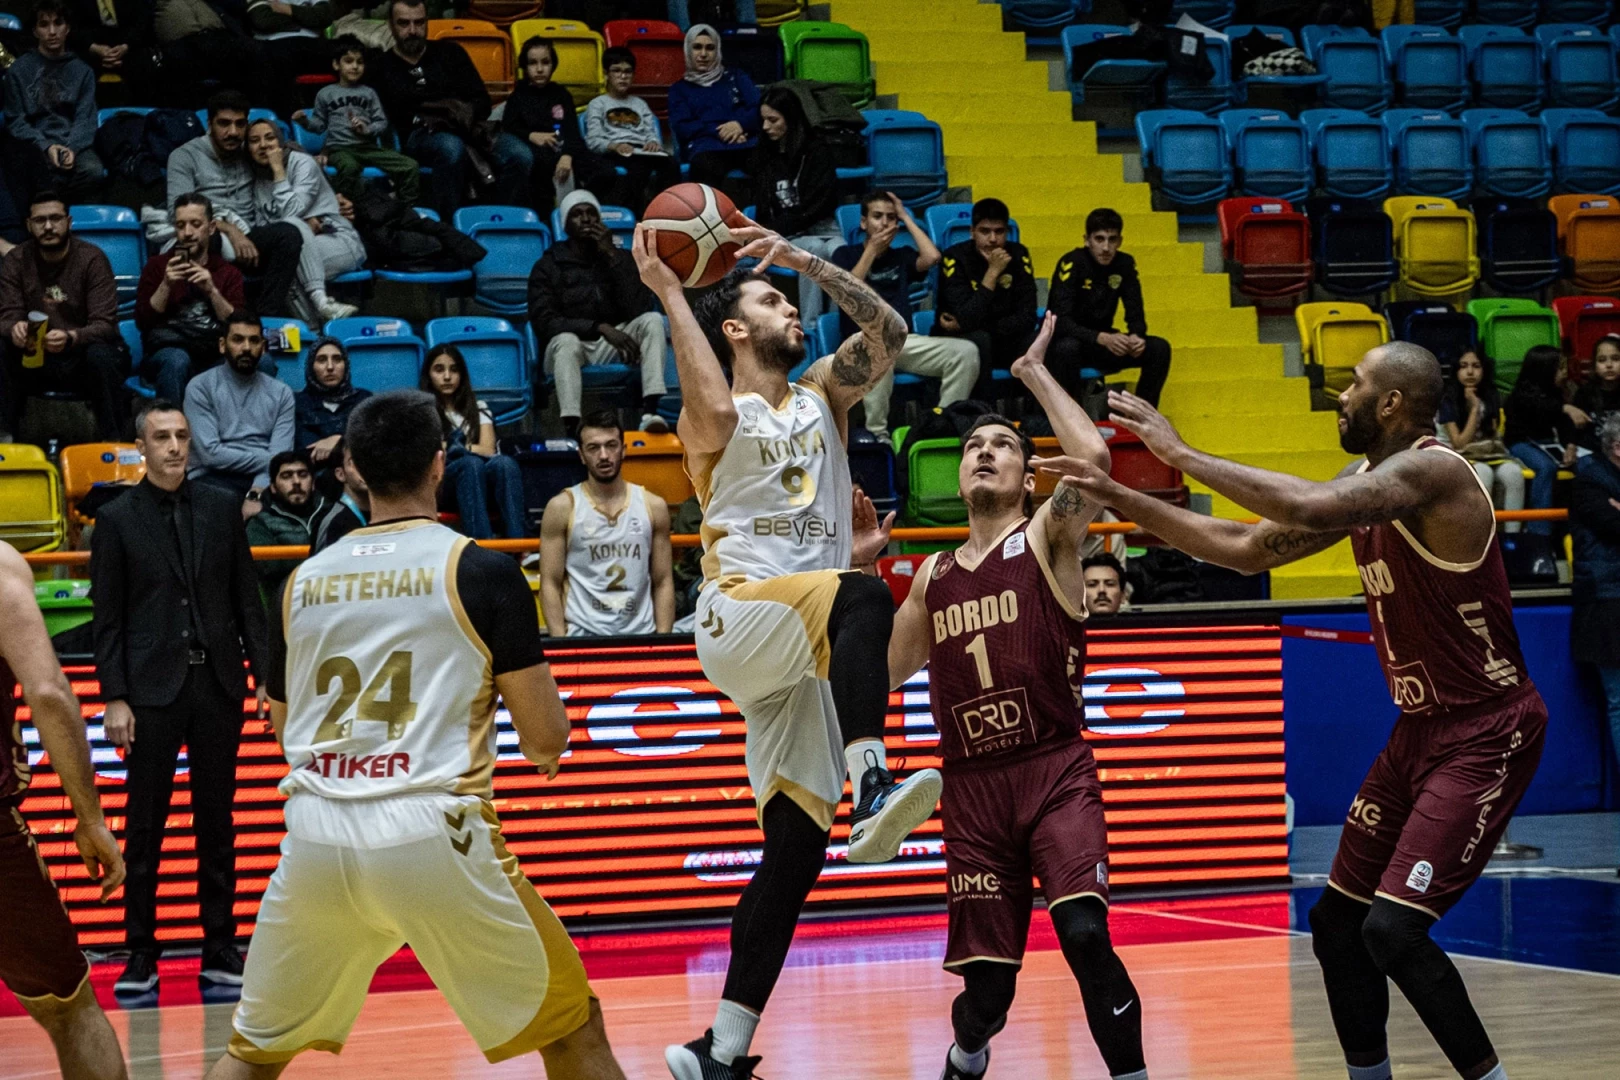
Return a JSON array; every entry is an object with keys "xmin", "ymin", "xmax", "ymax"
[{"xmin": 642, "ymin": 183, "xmax": 747, "ymax": 288}]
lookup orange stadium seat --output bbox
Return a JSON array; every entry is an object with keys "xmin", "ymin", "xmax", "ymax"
[
  {"xmin": 1550, "ymin": 194, "xmax": 1620, "ymax": 293},
  {"xmin": 59, "ymin": 443, "xmax": 145, "ymax": 542},
  {"xmin": 621, "ymin": 431, "xmax": 693, "ymax": 506},
  {"xmin": 430, "ymin": 19, "xmax": 516, "ymax": 101}
]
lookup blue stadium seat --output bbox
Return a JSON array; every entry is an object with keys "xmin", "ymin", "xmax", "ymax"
[
  {"xmin": 1462, "ymin": 108, "xmax": 1551, "ymax": 198},
  {"xmin": 264, "ymin": 318, "xmax": 314, "ymax": 394},
  {"xmin": 1061, "ymin": 25, "xmax": 1166, "ymax": 113},
  {"xmin": 924, "ymin": 204, "xmax": 1020, "ymax": 252},
  {"xmin": 862, "ymin": 110, "xmax": 947, "ymax": 208},
  {"xmin": 425, "ymin": 316, "xmax": 530, "ymax": 426},
  {"xmin": 834, "ymin": 202, "xmax": 930, "ymax": 308},
  {"xmin": 1541, "ymin": 109, "xmax": 1620, "ymax": 197},
  {"xmin": 1457, "ymin": 26, "xmax": 1543, "ymax": 113},
  {"xmin": 1171, "ymin": 0, "xmax": 1233, "ymax": 29},
  {"xmin": 453, "ymin": 206, "xmax": 551, "ymax": 316},
  {"xmin": 120, "ymin": 320, "xmax": 153, "ymax": 400},
  {"xmin": 1301, "ymin": 109, "xmax": 1392, "ymax": 200},
  {"xmin": 524, "ymin": 321, "xmax": 634, "ymax": 400},
  {"xmin": 195, "ymin": 107, "xmax": 287, "ymax": 141},
  {"xmin": 97, "ymin": 106, "xmax": 154, "ymax": 128},
  {"xmin": 372, "ymin": 208, "xmax": 473, "ymax": 309},
  {"xmin": 1303, "ymin": 197, "xmax": 1397, "ymax": 297},
  {"xmin": 1475, "ymin": 199, "xmax": 1562, "ymax": 294},
  {"xmin": 1302, "ymin": 26, "xmax": 1390, "ymax": 115},
  {"xmin": 1220, "ymin": 109, "xmax": 1312, "ymax": 203},
  {"xmin": 1226, "ymin": 25, "xmax": 1328, "ymax": 108},
  {"xmin": 999, "ymin": 0, "xmax": 1089, "ymax": 31},
  {"xmin": 1381, "ymin": 26, "xmax": 1468, "ymax": 113},
  {"xmin": 1472, "ymin": 0, "xmax": 1537, "ymax": 28},
  {"xmin": 291, "ymin": 119, "xmax": 388, "ymax": 181},
  {"xmin": 324, "ymin": 316, "xmax": 426, "ymax": 393},
  {"xmin": 1410, "ymin": 0, "xmax": 1466, "ymax": 29},
  {"xmin": 847, "ymin": 434, "xmax": 899, "ymax": 516},
  {"xmin": 1536, "ymin": 24, "xmax": 1620, "ymax": 111},
  {"xmin": 1164, "ymin": 32, "xmax": 1234, "ymax": 116},
  {"xmin": 1136, "ymin": 109, "xmax": 1232, "ymax": 207},
  {"xmin": 1383, "ymin": 109, "xmax": 1472, "ymax": 199},
  {"xmin": 69, "ymin": 205, "xmax": 145, "ymax": 316},
  {"xmin": 549, "ymin": 204, "xmax": 636, "ymax": 249},
  {"xmin": 1543, "ymin": 0, "xmax": 1614, "ymax": 24}
]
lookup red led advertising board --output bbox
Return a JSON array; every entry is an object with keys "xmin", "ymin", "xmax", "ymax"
[{"xmin": 15, "ymin": 624, "xmax": 1287, "ymax": 947}]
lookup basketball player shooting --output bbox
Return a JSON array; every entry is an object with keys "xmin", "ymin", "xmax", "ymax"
[
  {"xmin": 208, "ymin": 391, "xmax": 626, "ymax": 1079},
  {"xmin": 630, "ymin": 216, "xmax": 943, "ymax": 1079},
  {"xmin": 1045, "ymin": 342, "xmax": 1545, "ymax": 1080},
  {"xmin": 888, "ymin": 313, "xmax": 1149, "ymax": 1080}
]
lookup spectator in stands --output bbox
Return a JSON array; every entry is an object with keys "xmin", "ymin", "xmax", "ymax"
[
  {"xmin": 245, "ymin": 0, "xmax": 334, "ymax": 80},
  {"xmin": 244, "ymin": 448, "xmax": 326, "ymax": 605},
  {"xmin": 135, "ymin": 193, "xmax": 253, "ymax": 403},
  {"xmin": 0, "ymin": 191, "xmax": 123, "ymax": 440},
  {"xmin": 1570, "ymin": 412, "xmax": 1620, "ymax": 777},
  {"xmin": 1082, "ymin": 552, "xmax": 1128, "ymax": 617},
  {"xmin": 370, "ymin": 0, "xmax": 522, "ymax": 218},
  {"xmin": 1574, "ymin": 336, "xmax": 1620, "ymax": 453},
  {"xmin": 528, "ymin": 189, "xmax": 667, "ymax": 439},
  {"xmin": 311, "ymin": 436, "xmax": 368, "ymax": 552},
  {"xmin": 666, "ymin": 0, "xmax": 754, "ymax": 29},
  {"xmin": 422, "ymin": 343, "xmax": 527, "ymax": 539},
  {"xmin": 1438, "ymin": 349, "xmax": 1524, "ymax": 532},
  {"xmin": 167, "ymin": 91, "xmax": 304, "ymax": 316},
  {"xmin": 4, "ymin": 0, "xmax": 104, "ymax": 205},
  {"xmin": 292, "ymin": 36, "xmax": 420, "ymax": 206},
  {"xmin": 752, "ymin": 86, "xmax": 841, "ymax": 328},
  {"xmin": 184, "ymin": 310, "xmax": 295, "ymax": 509},
  {"xmin": 583, "ymin": 45, "xmax": 677, "ymax": 215},
  {"xmin": 1505, "ymin": 344, "xmax": 1587, "ymax": 536},
  {"xmin": 245, "ymin": 118, "xmax": 362, "ymax": 324},
  {"xmin": 500, "ymin": 36, "xmax": 616, "ymax": 214},
  {"xmin": 66, "ymin": 0, "xmax": 159, "ymax": 96},
  {"xmin": 935, "ymin": 197, "xmax": 1037, "ymax": 395},
  {"xmin": 830, "ymin": 190, "xmax": 977, "ymax": 440},
  {"xmin": 294, "ymin": 335, "xmax": 368, "ymax": 486},
  {"xmin": 150, "ymin": 0, "xmax": 269, "ymax": 108},
  {"xmin": 667, "ymin": 23, "xmax": 759, "ymax": 193},
  {"xmin": 1046, "ymin": 207, "xmax": 1171, "ymax": 407}
]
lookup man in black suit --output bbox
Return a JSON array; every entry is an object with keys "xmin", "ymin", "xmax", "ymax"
[{"xmin": 90, "ymin": 397, "xmax": 269, "ymax": 996}]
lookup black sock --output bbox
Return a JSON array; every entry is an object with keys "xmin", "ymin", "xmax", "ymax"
[
  {"xmin": 1052, "ymin": 898, "xmax": 1146, "ymax": 1076},
  {"xmin": 826, "ymin": 572, "xmax": 895, "ymax": 747},
  {"xmin": 1309, "ymin": 888, "xmax": 1391, "ymax": 1065},
  {"xmin": 951, "ymin": 961, "xmax": 1017, "ymax": 1054},
  {"xmin": 720, "ymin": 794, "xmax": 830, "ymax": 1012},
  {"xmin": 1362, "ymin": 898, "xmax": 1496, "ymax": 1076},
  {"xmin": 642, "ymin": 395, "xmax": 663, "ymax": 417}
]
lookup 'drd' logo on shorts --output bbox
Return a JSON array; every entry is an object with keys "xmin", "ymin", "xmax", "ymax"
[{"xmin": 1405, "ymin": 860, "xmax": 1434, "ymax": 894}]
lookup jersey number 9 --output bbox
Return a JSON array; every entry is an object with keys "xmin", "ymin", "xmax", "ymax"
[{"xmin": 781, "ymin": 465, "xmax": 816, "ymax": 508}]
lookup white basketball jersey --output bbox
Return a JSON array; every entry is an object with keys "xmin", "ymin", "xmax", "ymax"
[
  {"xmin": 279, "ymin": 521, "xmax": 500, "ymax": 801},
  {"xmin": 694, "ymin": 384, "xmax": 853, "ymax": 583},
  {"xmin": 562, "ymin": 482, "xmax": 656, "ymax": 636}
]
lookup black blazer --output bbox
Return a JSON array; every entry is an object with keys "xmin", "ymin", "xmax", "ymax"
[{"xmin": 90, "ymin": 480, "xmax": 269, "ymax": 708}]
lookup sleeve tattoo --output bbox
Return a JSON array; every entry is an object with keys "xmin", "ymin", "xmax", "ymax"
[
  {"xmin": 1047, "ymin": 483, "xmax": 1094, "ymax": 521},
  {"xmin": 801, "ymin": 254, "xmax": 907, "ymax": 389}
]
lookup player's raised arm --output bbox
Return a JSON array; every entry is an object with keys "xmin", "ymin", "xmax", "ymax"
[
  {"xmin": 632, "ymin": 224, "xmax": 737, "ymax": 454},
  {"xmin": 1018, "ymin": 312, "xmax": 1110, "ymax": 556},
  {"xmin": 1047, "ymin": 457, "xmax": 1348, "ymax": 575},
  {"xmin": 888, "ymin": 554, "xmax": 935, "ymax": 690},
  {"xmin": 732, "ymin": 218, "xmax": 907, "ymax": 411}
]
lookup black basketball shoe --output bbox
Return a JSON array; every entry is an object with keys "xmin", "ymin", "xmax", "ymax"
[
  {"xmin": 665, "ymin": 1030, "xmax": 763, "ymax": 1080},
  {"xmin": 848, "ymin": 761, "xmax": 943, "ymax": 863},
  {"xmin": 940, "ymin": 1044, "xmax": 990, "ymax": 1079}
]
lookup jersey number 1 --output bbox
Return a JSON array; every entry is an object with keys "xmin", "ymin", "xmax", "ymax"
[
  {"xmin": 313, "ymin": 651, "xmax": 419, "ymax": 743},
  {"xmin": 964, "ymin": 633, "xmax": 994, "ymax": 690}
]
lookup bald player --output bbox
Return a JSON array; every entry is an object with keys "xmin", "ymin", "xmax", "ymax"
[
  {"xmin": 1046, "ymin": 342, "xmax": 1543, "ymax": 1080},
  {"xmin": 0, "ymin": 540, "xmax": 127, "ymax": 1080}
]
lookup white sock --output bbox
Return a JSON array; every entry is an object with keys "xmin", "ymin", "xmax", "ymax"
[
  {"xmin": 846, "ymin": 738, "xmax": 887, "ymax": 805},
  {"xmin": 1347, "ymin": 1060, "xmax": 1392, "ymax": 1080},
  {"xmin": 1476, "ymin": 1066, "xmax": 1506, "ymax": 1080},
  {"xmin": 710, "ymin": 999, "xmax": 759, "ymax": 1066},
  {"xmin": 949, "ymin": 1043, "xmax": 988, "ymax": 1074}
]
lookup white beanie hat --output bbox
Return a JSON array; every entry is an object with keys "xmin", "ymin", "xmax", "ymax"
[{"xmin": 558, "ymin": 189, "xmax": 602, "ymax": 220}]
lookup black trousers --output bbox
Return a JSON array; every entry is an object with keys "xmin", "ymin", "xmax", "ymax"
[
  {"xmin": 159, "ymin": 31, "xmax": 271, "ymax": 109},
  {"xmin": 686, "ymin": 146, "xmax": 754, "ymax": 204},
  {"xmin": 237, "ymin": 221, "xmax": 303, "ymax": 317},
  {"xmin": 3, "ymin": 342, "xmax": 127, "ymax": 439},
  {"xmin": 1050, "ymin": 331, "xmax": 1172, "ymax": 407},
  {"xmin": 123, "ymin": 665, "xmax": 244, "ymax": 956},
  {"xmin": 597, "ymin": 151, "xmax": 679, "ymax": 214},
  {"xmin": 933, "ymin": 324, "xmax": 1035, "ymax": 402}
]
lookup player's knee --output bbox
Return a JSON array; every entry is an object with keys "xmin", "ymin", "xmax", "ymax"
[
  {"xmin": 1307, "ymin": 889, "xmax": 1368, "ymax": 964},
  {"xmin": 1051, "ymin": 897, "xmax": 1112, "ymax": 961},
  {"xmin": 1360, "ymin": 898, "xmax": 1431, "ymax": 974},
  {"xmin": 954, "ymin": 961, "xmax": 1017, "ymax": 1038}
]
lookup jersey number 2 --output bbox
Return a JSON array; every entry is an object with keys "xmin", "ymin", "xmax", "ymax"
[{"xmin": 313, "ymin": 651, "xmax": 419, "ymax": 743}]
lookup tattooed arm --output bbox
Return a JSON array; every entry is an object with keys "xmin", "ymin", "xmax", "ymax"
[{"xmin": 1020, "ymin": 312, "xmax": 1110, "ymax": 561}]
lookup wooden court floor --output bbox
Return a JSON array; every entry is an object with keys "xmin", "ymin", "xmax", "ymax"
[{"xmin": 5, "ymin": 913, "xmax": 1618, "ymax": 1079}]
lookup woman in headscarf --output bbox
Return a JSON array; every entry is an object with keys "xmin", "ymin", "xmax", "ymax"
[
  {"xmin": 753, "ymin": 85, "xmax": 842, "ymax": 326},
  {"xmin": 667, "ymin": 23, "xmax": 760, "ymax": 192},
  {"xmin": 294, "ymin": 337, "xmax": 371, "ymax": 494}
]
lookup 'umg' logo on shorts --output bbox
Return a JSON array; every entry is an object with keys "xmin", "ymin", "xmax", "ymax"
[
  {"xmin": 1405, "ymin": 860, "xmax": 1434, "ymax": 894},
  {"xmin": 950, "ymin": 871, "xmax": 1002, "ymax": 901}
]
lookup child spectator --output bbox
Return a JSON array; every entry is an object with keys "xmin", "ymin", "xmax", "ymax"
[
  {"xmin": 1438, "ymin": 349, "xmax": 1524, "ymax": 532},
  {"xmin": 1573, "ymin": 335, "xmax": 1620, "ymax": 453},
  {"xmin": 1504, "ymin": 345, "xmax": 1587, "ymax": 535},
  {"xmin": 293, "ymin": 36, "xmax": 420, "ymax": 205},
  {"xmin": 583, "ymin": 45, "xmax": 678, "ymax": 214},
  {"xmin": 422, "ymin": 344, "xmax": 527, "ymax": 539},
  {"xmin": 4, "ymin": 0, "xmax": 104, "ymax": 205},
  {"xmin": 501, "ymin": 36, "xmax": 615, "ymax": 213}
]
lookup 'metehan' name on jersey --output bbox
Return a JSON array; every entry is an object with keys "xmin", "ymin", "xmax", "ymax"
[{"xmin": 299, "ymin": 567, "xmax": 435, "ymax": 607}]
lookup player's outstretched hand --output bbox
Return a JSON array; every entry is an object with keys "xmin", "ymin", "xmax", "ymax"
[
  {"xmin": 730, "ymin": 214, "xmax": 805, "ymax": 276},
  {"xmin": 76, "ymin": 820, "xmax": 126, "ymax": 902},
  {"xmin": 1011, "ymin": 311, "xmax": 1058, "ymax": 383},
  {"xmin": 851, "ymin": 486, "xmax": 896, "ymax": 569},
  {"xmin": 1107, "ymin": 390, "xmax": 1185, "ymax": 463},
  {"xmin": 631, "ymin": 223, "xmax": 682, "ymax": 295},
  {"xmin": 1033, "ymin": 455, "xmax": 1125, "ymax": 507}
]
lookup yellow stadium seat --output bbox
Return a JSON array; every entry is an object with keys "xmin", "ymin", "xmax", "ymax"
[
  {"xmin": 621, "ymin": 432, "xmax": 693, "ymax": 506},
  {"xmin": 1384, "ymin": 195, "xmax": 1478, "ymax": 299},
  {"xmin": 1297, "ymin": 302, "xmax": 1387, "ymax": 391},
  {"xmin": 755, "ymin": 0, "xmax": 808, "ymax": 26},
  {"xmin": 431, "ymin": 19, "xmax": 516, "ymax": 101},
  {"xmin": 59, "ymin": 443, "xmax": 145, "ymax": 534},
  {"xmin": 0, "ymin": 445, "xmax": 65, "ymax": 553},
  {"xmin": 510, "ymin": 19, "xmax": 605, "ymax": 109}
]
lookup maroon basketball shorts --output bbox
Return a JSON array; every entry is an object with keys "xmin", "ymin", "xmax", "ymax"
[
  {"xmin": 0, "ymin": 802, "xmax": 91, "ymax": 1003},
  {"xmin": 940, "ymin": 739, "xmax": 1109, "ymax": 969},
  {"xmin": 1329, "ymin": 684, "xmax": 1547, "ymax": 918}
]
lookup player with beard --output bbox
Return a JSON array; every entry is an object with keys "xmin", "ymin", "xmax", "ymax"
[
  {"xmin": 888, "ymin": 314, "xmax": 1148, "ymax": 1080},
  {"xmin": 539, "ymin": 409, "xmax": 675, "ymax": 636},
  {"xmin": 631, "ymin": 218, "xmax": 944, "ymax": 1080},
  {"xmin": 1043, "ymin": 342, "xmax": 1544, "ymax": 1080}
]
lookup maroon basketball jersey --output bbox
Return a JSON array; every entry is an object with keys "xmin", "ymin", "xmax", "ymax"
[
  {"xmin": 1349, "ymin": 439, "xmax": 1531, "ymax": 715},
  {"xmin": 923, "ymin": 522, "xmax": 1089, "ymax": 765},
  {"xmin": 0, "ymin": 656, "xmax": 28, "ymax": 804}
]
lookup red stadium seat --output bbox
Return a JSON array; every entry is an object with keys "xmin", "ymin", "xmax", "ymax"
[
  {"xmin": 876, "ymin": 554, "xmax": 924, "ymax": 606},
  {"xmin": 1553, "ymin": 295, "xmax": 1620, "ymax": 381},
  {"xmin": 603, "ymin": 20, "xmax": 685, "ymax": 119},
  {"xmin": 1217, "ymin": 197, "xmax": 1313, "ymax": 301}
]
